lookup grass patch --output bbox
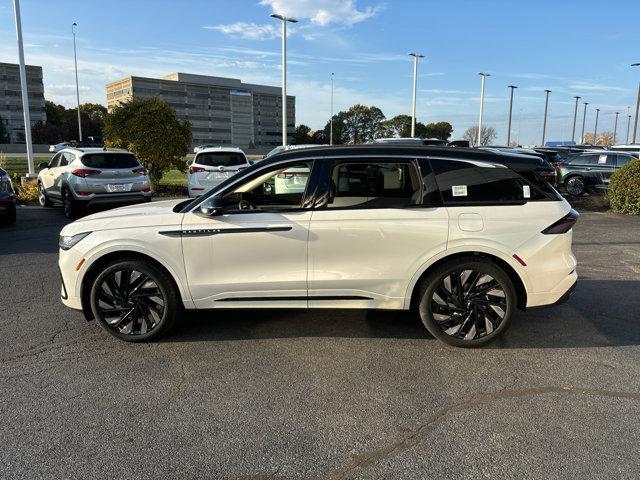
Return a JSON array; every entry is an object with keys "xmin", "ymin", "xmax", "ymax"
[{"xmin": 159, "ymin": 169, "xmax": 187, "ymax": 186}]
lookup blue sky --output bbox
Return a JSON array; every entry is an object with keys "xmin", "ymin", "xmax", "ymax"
[{"xmin": 1, "ymin": 0, "xmax": 639, "ymax": 144}]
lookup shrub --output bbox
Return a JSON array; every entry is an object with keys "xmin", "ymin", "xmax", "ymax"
[
  {"xmin": 17, "ymin": 182, "xmax": 39, "ymax": 203},
  {"xmin": 609, "ymin": 159, "xmax": 640, "ymax": 215}
]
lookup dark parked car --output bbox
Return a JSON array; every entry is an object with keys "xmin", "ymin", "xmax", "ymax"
[
  {"xmin": 556, "ymin": 152, "xmax": 637, "ymax": 196},
  {"xmin": 0, "ymin": 167, "xmax": 16, "ymax": 226},
  {"xmin": 479, "ymin": 147, "xmax": 557, "ymax": 186}
]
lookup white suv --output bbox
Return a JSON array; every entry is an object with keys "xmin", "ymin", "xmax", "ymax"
[
  {"xmin": 58, "ymin": 145, "xmax": 578, "ymax": 347},
  {"xmin": 188, "ymin": 147, "xmax": 250, "ymax": 197},
  {"xmin": 38, "ymin": 148, "xmax": 151, "ymax": 218}
]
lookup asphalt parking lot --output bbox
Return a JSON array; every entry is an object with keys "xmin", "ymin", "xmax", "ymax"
[{"xmin": 1, "ymin": 204, "xmax": 640, "ymax": 479}]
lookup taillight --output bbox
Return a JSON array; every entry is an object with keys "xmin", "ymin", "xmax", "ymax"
[
  {"xmin": 189, "ymin": 166, "xmax": 206, "ymax": 174},
  {"xmin": 71, "ymin": 168, "xmax": 101, "ymax": 177},
  {"xmin": 542, "ymin": 209, "xmax": 579, "ymax": 234},
  {"xmin": 133, "ymin": 167, "xmax": 148, "ymax": 175}
]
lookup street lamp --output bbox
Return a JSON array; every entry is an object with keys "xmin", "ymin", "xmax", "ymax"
[
  {"xmin": 580, "ymin": 102, "xmax": 588, "ymax": 144},
  {"xmin": 408, "ymin": 53, "xmax": 424, "ymax": 138},
  {"xmin": 507, "ymin": 85, "xmax": 517, "ymax": 146},
  {"xmin": 626, "ymin": 106, "xmax": 631, "ymax": 144},
  {"xmin": 613, "ymin": 111, "xmax": 619, "ymax": 145},
  {"xmin": 477, "ymin": 73, "xmax": 490, "ymax": 146},
  {"xmin": 594, "ymin": 108, "xmax": 600, "ymax": 143},
  {"xmin": 632, "ymin": 63, "xmax": 640, "ymax": 144},
  {"xmin": 329, "ymin": 72, "xmax": 334, "ymax": 145},
  {"xmin": 541, "ymin": 89, "xmax": 551, "ymax": 146},
  {"xmin": 571, "ymin": 96, "xmax": 581, "ymax": 143},
  {"xmin": 72, "ymin": 22, "xmax": 82, "ymax": 142},
  {"xmin": 270, "ymin": 13, "xmax": 298, "ymax": 147},
  {"xmin": 11, "ymin": 0, "xmax": 35, "ymax": 177}
]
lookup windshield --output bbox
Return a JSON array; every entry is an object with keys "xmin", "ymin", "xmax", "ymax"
[
  {"xmin": 81, "ymin": 153, "xmax": 140, "ymax": 169},
  {"xmin": 195, "ymin": 152, "xmax": 247, "ymax": 167}
]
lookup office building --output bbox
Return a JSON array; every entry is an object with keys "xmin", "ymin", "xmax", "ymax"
[{"xmin": 0, "ymin": 62, "xmax": 46, "ymax": 143}]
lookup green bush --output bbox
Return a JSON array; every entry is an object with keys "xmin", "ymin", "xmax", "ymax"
[{"xmin": 609, "ymin": 159, "xmax": 640, "ymax": 215}]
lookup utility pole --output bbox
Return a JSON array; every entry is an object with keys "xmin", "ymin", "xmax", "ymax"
[
  {"xmin": 626, "ymin": 106, "xmax": 631, "ymax": 144},
  {"xmin": 571, "ymin": 96, "xmax": 580, "ymax": 143},
  {"xmin": 613, "ymin": 112, "xmax": 619, "ymax": 145},
  {"xmin": 270, "ymin": 13, "xmax": 298, "ymax": 147},
  {"xmin": 632, "ymin": 64, "xmax": 640, "ymax": 143},
  {"xmin": 72, "ymin": 22, "xmax": 82, "ymax": 142},
  {"xmin": 580, "ymin": 102, "xmax": 588, "ymax": 144},
  {"xmin": 409, "ymin": 53, "xmax": 424, "ymax": 137},
  {"xmin": 541, "ymin": 90, "xmax": 551, "ymax": 146},
  {"xmin": 507, "ymin": 85, "xmax": 517, "ymax": 146},
  {"xmin": 477, "ymin": 73, "xmax": 490, "ymax": 146},
  {"xmin": 593, "ymin": 108, "xmax": 600, "ymax": 143}
]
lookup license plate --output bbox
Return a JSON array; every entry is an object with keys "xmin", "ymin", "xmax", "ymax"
[
  {"xmin": 107, "ymin": 183, "xmax": 133, "ymax": 193},
  {"xmin": 211, "ymin": 172, "xmax": 231, "ymax": 179}
]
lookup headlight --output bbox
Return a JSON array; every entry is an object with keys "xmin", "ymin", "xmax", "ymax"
[{"xmin": 59, "ymin": 232, "xmax": 91, "ymax": 251}]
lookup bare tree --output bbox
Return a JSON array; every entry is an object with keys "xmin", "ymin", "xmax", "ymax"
[
  {"xmin": 582, "ymin": 131, "xmax": 614, "ymax": 146},
  {"xmin": 463, "ymin": 125, "xmax": 497, "ymax": 147}
]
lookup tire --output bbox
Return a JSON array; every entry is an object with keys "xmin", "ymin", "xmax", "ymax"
[
  {"xmin": 1, "ymin": 205, "xmax": 16, "ymax": 226},
  {"xmin": 417, "ymin": 257, "xmax": 516, "ymax": 348},
  {"xmin": 38, "ymin": 182, "xmax": 53, "ymax": 207},
  {"xmin": 89, "ymin": 259, "xmax": 180, "ymax": 342},
  {"xmin": 62, "ymin": 187, "xmax": 84, "ymax": 218},
  {"xmin": 564, "ymin": 175, "xmax": 585, "ymax": 197}
]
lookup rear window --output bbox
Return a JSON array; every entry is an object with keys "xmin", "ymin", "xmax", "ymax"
[
  {"xmin": 81, "ymin": 153, "xmax": 140, "ymax": 169},
  {"xmin": 195, "ymin": 152, "xmax": 247, "ymax": 167}
]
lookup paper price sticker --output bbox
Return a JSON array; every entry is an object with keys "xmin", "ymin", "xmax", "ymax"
[
  {"xmin": 523, "ymin": 185, "xmax": 531, "ymax": 198},
  {"xmin": 452, "ymin": 185, "xmax": 468, "ymax": 197}
]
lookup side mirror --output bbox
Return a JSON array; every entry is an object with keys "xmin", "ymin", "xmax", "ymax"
[
  {"xmin": 199, "ymin": 195, "xmax": 223, "ymax": 216},
  {"xmin": 38, "ymin": 162, "xmax": 49, "ymax": 170}
]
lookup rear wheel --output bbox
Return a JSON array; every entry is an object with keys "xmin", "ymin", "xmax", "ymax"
[
  {"xmin": 89, "ymin": 259, "xmax": 180, "ymax": 342},
  {"xmin": 62, "ymin": 187, "xmax": 85, "ymax": 218},
  {"xmin": 38, "ymin": 182, "xmax": 52, "ymax": 207},
  {"xmin": 418, "ymin": 258, "xmax": 516, "ymax": 347},
  {"xmin": 565, "ymin": 175, "xmax": 585, "ymax": 196}
]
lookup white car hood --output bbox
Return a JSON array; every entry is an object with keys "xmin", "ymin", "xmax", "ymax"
[{"xmin": 60, "ymin": 198, "xmax": 187, "ymax": 236}]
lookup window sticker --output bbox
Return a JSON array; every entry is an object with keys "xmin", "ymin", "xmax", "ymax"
[
  {"xmin": 452, "ymin": 185, "xmax": 468, "ymax": 197},
  {"xmin": 523, "ymin": 185, "xmax": 531, "ymax": 198},
  {"xmin": 598, "ymin": 155, "xmax": 607, "ymax": 164}
]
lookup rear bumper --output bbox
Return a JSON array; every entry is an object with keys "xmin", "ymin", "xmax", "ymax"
[
  {"xmin": 526, "ymin": 270, "xmax": 577, "ymax": 309},
  {"xmin": 73, "ymin": 192, "xmax": 152, "ymax": 205}
]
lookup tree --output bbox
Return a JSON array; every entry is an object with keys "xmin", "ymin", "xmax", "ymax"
[
  {"xmin": 424, "ymin": 122, "xmax": 453, "ymax": 141},
  {"xmin": 463, "ymin": 125, "xmax": 497, "ymax": 147},
  {"xmin": 342, "ymin": 104, "xmax": 385, "ymax": 144},
  {"xmin": 0, "ymin": 114, "xmax": 9, "ymax": 143},
  {"xmin": 80, "ymin": 103, "xmax": 107, "ymax": 123},
  {"xmin": 319, "ymin": 111, "xmax": 349, "ymax": 145},
  {"xmin": 293, "ymin": 124, "xmax": 313, "ymax": 145},
  {"xmin": 380, "ymin": 114, "xmax": 413, "ymax": 138},
  {"xmin": 103, "ymin": 98, "xmax": 192, "ymax": 186},
  {"xmin": 583, "ymin": 131, "xmax": 614, "ymax": 146},
  {"xmin": 37, "ymin": 101, "xmax": 108, "ymax": 143}
]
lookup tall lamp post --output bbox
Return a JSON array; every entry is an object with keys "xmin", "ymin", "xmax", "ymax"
[
  {"xmin": 408, "ymin": 53, "xmax": 424, "ymax": 138},
  {"xmin": 613, "ymin": 112, "xmax": 619, "ymax": 145},
  {"xmin": 626, "ymin": 106, "xmax": 631, "ymax": 144},
  {"xmin": 632, "ymin": 63, "xmax": 640, "ymax": 144},
  {"xmin": 580, "ymin": 102, "xmax": 589, "ymax": 144},
  {"xmin": 571, "ymin": 96, "xmax": 580, "ymax": 143},
  {"xmin": 507, "ymin": 85, "xmax": 517, "ymax": 146},
  {"xmin": 541, "ymin": 89, "xmax": 551, "ymax": 146},
  {"xmin": 72, "ymin": 22, "xmax": 82, "ymax": 142},
  {"xmin": 329, "ymin": 72, "xmax": 334, "ymax": 145},
  {"xmin": 593, "ymin": 108, "xmax": 600, "ymax": 143},
  {"xmin": 477, "ymin": 73, "xmax": 490, "ymax": 146},
  {"xmin": 270, "ymin": 13, "xmax": 298, "ymax": 147},
  {"xmin": 11, "ymin": 0, "xmax": 34, "ymax": 177}
]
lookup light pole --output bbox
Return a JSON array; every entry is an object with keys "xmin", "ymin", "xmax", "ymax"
[
  {"xmin": 632, "ymin": 63, "xmax": 640, "ymax": 144},
  {"xmin": 507, "ymin": 85, "xmax": 517, "ymax": 146},
  {"xmin": 541, "ymin": 89, "xmax": 551, "ymax": 146},
  {"xmin": 571, "ymin": 96, "xmax": 580, "ymax": 143},
  {"xmin": 626, "ymin": 106, "xmax": 631, "ymax": 144},
  {"xmin": 613, "ymin": 111, "xmax": 619, "ymax": 145},
  {"xmin": 329, "ymin": 72, "xmax": 334, "ymax": 145},
  {"xmin": 580, "ymin": 102, "xmax": 588, "ymax": 144},
  {"xmin": 11, "ymin": 0, "xmax": 34, "ymax": 177},
  {"xmin": 409, "ymin": 53, "xmax": 424, "ymax": 138},
  {"xmin": 477, "ymin": 73, "xmax": 490, "ymax": 146},
  {"xmin": 270, "ymin": 13, "xmax": 298, "ymax": 147},
  {"xmin": 593, "ymin": 108, "xmax": 600, "ymax": 144},
  {"xmin": 72, "ymin": 22, "xmax": 82, "ymax": 142}
]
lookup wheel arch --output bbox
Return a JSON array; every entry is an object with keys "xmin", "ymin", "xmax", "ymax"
[
  {"xmin": 407, "ymin": 251, "xmax": 528, "ymax": 312},
  {"xmin": 79, "ymin": 250, "xmax": 186, "ymax": 321}
]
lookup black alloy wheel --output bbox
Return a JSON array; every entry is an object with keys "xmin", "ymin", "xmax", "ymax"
[
  {"xmin": 419, "ymin": 259, "xmax": 516, "ymax": 347},
  {"xmin": 565, "ymin": 175, "xmax": 585, "ymax": 196}
]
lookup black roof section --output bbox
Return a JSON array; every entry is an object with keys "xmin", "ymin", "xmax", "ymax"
[{"xmin": 263, "ymin": 144, "xmax": 545, "ymax": 171}]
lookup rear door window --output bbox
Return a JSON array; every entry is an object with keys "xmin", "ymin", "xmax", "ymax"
[
  {"xmin": 81, "ymin": 153, "xmax": 140, "ymax": 169},
  {"xmin": 615, "ymin": 155, "xmax": 633, "ymax": 167},
  {"xmin": 195, "ymin": 152, "xmax": 247, "ymax": 167}
]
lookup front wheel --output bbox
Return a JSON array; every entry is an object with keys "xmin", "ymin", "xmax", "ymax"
[
  {"xmin": 564, "ymin": 175, "xmax": 585, "ymax": 197},
  {"xmin": 418, "ymin": 258, "xmax": 516, "ymax": 347},
  {"xmin": 38, "ymin": 182, "xmax": 53, "ymax": 207},
  {"xmin": 89, "ymin": 259, "xmax": 180, "ymax": 342}
]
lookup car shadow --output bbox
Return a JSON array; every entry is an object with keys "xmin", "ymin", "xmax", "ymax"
[{"xmin": 168, "ymin": 279, "xmax": 640, "ymax": 349}]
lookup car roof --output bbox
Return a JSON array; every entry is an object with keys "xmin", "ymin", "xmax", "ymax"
[
  {"xmin": 263, "ymin": 144, "xmax": 546, "ymax": 170},
  {"xmin": 196, "ymin": 146, "xmax": 245, "ymax": 154},
  {"xmin": 61, "ymin": 147, "xmax": 132, "ymax": 155}
]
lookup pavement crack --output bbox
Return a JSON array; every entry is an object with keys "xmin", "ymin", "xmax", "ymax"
[{"xmin": 327, "ymin": 385, "xmax": 640, "ymax": 480}]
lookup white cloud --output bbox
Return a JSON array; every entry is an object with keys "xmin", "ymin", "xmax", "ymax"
[
  {"xmin": 568, "ymin": 82, "xmax": 627, "ymax": 92},
  {"xmin": 204, "ymin": 22, "xmax": 281, "ymax": 41},
  {"xmin": 259, "ymin": 0, "xmax": 382, "ymax": 26}
]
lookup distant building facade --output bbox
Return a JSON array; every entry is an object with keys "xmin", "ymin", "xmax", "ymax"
[
  {"xmin": 0, "ymin": 62, "xmax": 46, "ymax": 143},
  {"xmin": 106, "ymin": 73, "xmax": 294, "ymax": 149}
]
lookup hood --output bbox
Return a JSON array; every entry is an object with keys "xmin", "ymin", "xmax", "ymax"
[{"xmin": 60, "ymin": 198, "xmax": 186, "ymax": 236}]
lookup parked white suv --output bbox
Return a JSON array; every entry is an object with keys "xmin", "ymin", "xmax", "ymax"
[
  {"xmin": 188, "ymin": 147, "xmax": 250, "ymax": 197},
  {"xmin": 38, "ymin": 148, "xmax": 151, "ymax": 218},
  {"xmin": 58, "ymin": 145, "xmax": 578, "ymax": 347}
]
